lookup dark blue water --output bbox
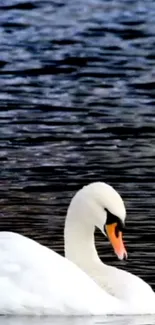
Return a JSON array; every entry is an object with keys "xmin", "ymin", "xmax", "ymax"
[{"xmin": 0, "ymin": 0, "xmax": 155, "ymax": 303}]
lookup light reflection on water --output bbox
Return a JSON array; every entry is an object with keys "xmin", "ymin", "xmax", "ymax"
[{"xmin": 1, "ymin": 316, "xmax": 155, "ymax": 325}]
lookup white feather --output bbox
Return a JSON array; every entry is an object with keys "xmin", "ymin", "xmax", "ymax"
[{"xmin": 0, "ymin": 182, "xmax": 154, "ymax": 315}]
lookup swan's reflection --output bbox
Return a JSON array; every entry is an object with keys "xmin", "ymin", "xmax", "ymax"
[{"xmin": 1, "ymin": 315, "xmax": 155, "ymax": 325}]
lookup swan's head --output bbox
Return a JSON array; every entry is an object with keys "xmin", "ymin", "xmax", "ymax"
[{"xmin": 68, "ymin": 182, "xmax": 127, "ymax": 260}]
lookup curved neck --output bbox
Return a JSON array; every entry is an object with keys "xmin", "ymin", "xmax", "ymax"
[{"xmin": 64, "ymin": 210, "xmax": 101, "ymax": 270}]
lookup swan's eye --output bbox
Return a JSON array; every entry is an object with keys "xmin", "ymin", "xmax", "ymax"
[{"xmin": 104, "ymin": 208, "xmax": 125, "ymax": 237}]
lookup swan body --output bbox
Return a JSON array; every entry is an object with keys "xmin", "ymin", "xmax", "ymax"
[
  {"xmin": 0, "ymin": 182, "xmax": 154, "ymax": 315},
  {"xmin": 0, "ymin": 232, "xmax": 122, "ymax": 315}
]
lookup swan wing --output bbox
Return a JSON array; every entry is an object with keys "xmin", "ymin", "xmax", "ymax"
[
  {"xmin": 88, "ymin": 263, "xmax": 155, "ymax": 314},
  {"xmin": 0, "ymin": 232, "xmax": 122, "ymax": 315}
]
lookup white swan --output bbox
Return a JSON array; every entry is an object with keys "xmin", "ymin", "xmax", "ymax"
[{"xmin": 0, "ymin": 181, "xmax": 155, "ymax": 315}]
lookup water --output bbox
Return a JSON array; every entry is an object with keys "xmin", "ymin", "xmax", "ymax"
[
  {"xmin": 1, "ymin": 315, "xmax": 155, "ymax": 325},
  {"xmin": 0, "ymin": 0, "xmax": 155, "ymax": 323},
  {"xmin": 0, "ymin": 315, "xmax": 155, "ymax": 325}
]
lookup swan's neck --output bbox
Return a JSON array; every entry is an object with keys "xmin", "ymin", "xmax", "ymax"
[{"xmin": 64, "ymin": 211, "xmax": 101, "ymax": 269}]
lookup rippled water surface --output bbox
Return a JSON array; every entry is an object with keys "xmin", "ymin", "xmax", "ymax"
[{"xmin": 1, "ymin": 0, "xmax": 155, "ymax": 322}]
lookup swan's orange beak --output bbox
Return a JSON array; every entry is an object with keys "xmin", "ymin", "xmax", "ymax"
[{"xmin": 105, "ymin": 223, "xmax": 127, "ymax": 260}]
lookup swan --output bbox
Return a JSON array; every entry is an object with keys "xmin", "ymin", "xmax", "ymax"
[{"xmin": 0, "ymin": 181, "xmax": 155, "ymax": 315}]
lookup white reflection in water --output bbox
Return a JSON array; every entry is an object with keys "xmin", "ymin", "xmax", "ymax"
[{"xmin": 0, "ymin": 316, "xmax": 155, "ymax": 325}]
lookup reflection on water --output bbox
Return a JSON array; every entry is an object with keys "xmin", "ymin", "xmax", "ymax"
[
  {"xmin": 1, "ymin": 0, "xmax": 155, "ymax": 322},
  {"xmin": 1, "ymin": 316, "xmax": 155, "ymax": 325}
]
